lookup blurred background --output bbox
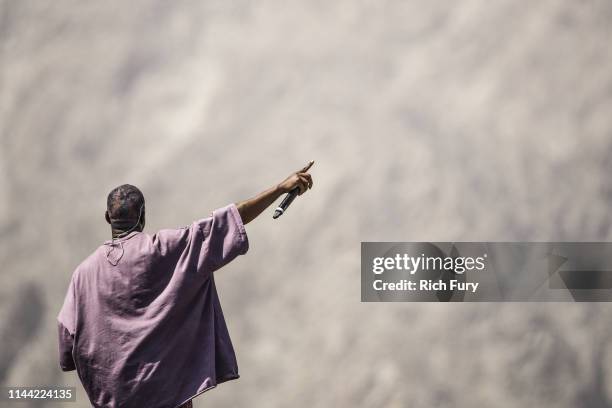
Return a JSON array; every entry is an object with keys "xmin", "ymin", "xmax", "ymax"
[{"xmin": 2, "ymin": 0, "xmax": 612, "ymax": 407}]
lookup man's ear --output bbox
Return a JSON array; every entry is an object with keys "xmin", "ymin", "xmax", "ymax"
[{"xmin": 105, "ymin": 211, "xmax": 111, "ymax": 225}]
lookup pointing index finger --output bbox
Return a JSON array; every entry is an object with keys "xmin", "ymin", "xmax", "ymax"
[{"xmin": 300, "ymin": 160, "xmax": 315, "ymax": 173}]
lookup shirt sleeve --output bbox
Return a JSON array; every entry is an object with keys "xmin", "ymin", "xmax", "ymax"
[
  {"xmin": 57, "ymin": 321, "xmax": 76, "ymax": 371},
  {"xmin": 57, "ymin": 278, "xmax": 77, "ymax": 371},
  {"xmin": 195, "ymin": 203, "xmax": 249, "ymax": 273}
]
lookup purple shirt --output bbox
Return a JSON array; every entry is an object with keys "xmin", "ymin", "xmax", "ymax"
[{"xmin": 57, "ymin": 203, "xmax": 248, "ymax": 408}]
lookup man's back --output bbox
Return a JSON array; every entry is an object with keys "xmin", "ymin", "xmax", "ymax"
[{"xmin": 58, "ymin": 204, "xmax": 248, "ymax": 408}]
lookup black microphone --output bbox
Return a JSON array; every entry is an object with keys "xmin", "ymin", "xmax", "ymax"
[{"xmin": 273, "ymin": 187, "xmax": 300, "ymax": 219}]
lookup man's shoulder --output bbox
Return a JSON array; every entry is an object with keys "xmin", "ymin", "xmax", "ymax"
[
  {"xmin": 150, "ymin": 226, "xmax": 195, "ymax": 255},
  {"xmin": 73, "ymin": 248, "xmax": 104, "ymax": 276}
]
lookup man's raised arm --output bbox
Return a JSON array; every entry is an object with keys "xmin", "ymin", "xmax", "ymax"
[{"xmin": 236, "ymin": 161, "xmax": 314, "ymax": 225}]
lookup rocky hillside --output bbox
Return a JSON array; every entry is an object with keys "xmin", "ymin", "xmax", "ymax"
[{"xmin": 1, "ymin": 1, "xmax": 612, "ymax": 407}]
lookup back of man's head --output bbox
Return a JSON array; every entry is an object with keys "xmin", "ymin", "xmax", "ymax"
[{"xmin": 106, "ymin": 184, "xmax": 145, "ymax": 230}]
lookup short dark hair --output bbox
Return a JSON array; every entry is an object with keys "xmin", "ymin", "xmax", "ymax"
[{"xmin": 106, "ymin": 184, "xmax": 145, "ymax": 223}]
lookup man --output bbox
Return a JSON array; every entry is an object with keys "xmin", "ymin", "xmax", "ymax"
[{"xmin": 57, "ymin": 161, "xmax": 314, "ymax": 408}]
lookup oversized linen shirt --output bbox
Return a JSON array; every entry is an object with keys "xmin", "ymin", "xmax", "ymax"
[{"xmin": 57, "ymin": 203, "xmax": 249, "ymax": 408}]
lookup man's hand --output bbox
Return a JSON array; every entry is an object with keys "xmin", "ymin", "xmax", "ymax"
[
  {"xmin": 277, "ymin": 160, "xmax": 314, "ymax": 195},
  {"xmin": 235, "ymin": 161, "xmax": 315, "ymax": 225}
]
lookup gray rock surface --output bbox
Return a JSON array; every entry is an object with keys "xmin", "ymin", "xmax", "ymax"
[{"xmin": 1, "ymin": 1, "xmax": 612, "ymax": 406}]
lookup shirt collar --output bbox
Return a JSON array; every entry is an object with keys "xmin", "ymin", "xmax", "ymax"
[{"xmin": 103, "ymin": 231, "xmax": 142, "ymax": 245}]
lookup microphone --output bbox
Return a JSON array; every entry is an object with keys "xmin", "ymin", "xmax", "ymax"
[{"xmin": 273, "ymin": 187, "xmax": 300, "ymax": 219}]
